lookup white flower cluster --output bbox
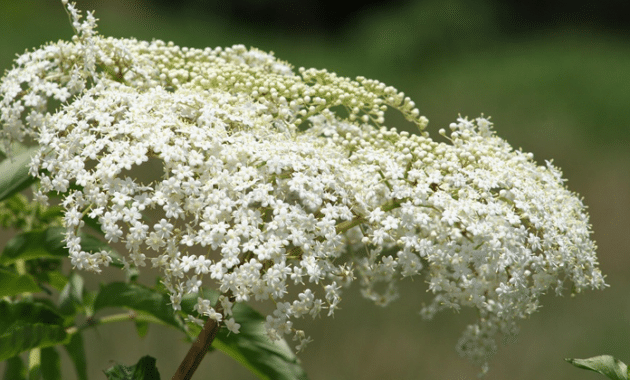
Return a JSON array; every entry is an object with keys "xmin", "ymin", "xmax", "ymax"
[{"xmin": 0, "ymin": 1, "xmax": 605, "ymax": 370}]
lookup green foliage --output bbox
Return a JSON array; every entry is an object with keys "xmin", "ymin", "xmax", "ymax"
[
  {"xmin": 0, "ymin": 145, "xmax": 38, "ymax": 203},
  {"xmin": 0, "ymin": 322, "xmax": 67, "ymax": 362},
  {"xmin": 93, "ymin": 282, "xmax": 184, "ymax": 330},
  {"xmin": 63, "ymin": 333, "xmax": 88, "ymax": 380},
  {"xmin": 3, "ymin": 355, "xmax": 26, "ymax": 380},
  {"xmin": 0, "ymin": 269, "xmax": 40, "ymax": 297},
  {"xmin": 567, "ymin": 355, "xmax": 630, "ymax": 380},
  {"xmin": 0, "ymin": 228, "xmax": 72, "ymax": 266},
  {"xmin": 41, "ymin": 347, "xmax": 62, "ymax": 380},
  {"xmin": 103, "ymin": 356, "xmax": 161, "ymax": 380}
]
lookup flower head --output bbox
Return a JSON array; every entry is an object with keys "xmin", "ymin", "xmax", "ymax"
[{"xmin": 0, "ymin": 1, "xmax": 606, "ymax": 371}]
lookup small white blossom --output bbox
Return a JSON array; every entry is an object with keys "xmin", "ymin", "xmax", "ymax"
[{"xmin": 225, "ymin": 318, "xmax": 241, "ymax": 334}]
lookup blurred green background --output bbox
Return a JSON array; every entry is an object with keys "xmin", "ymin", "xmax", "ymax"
[{"xmin": 1, "ymin": 0, "xmax": 629, "ymax": 379}]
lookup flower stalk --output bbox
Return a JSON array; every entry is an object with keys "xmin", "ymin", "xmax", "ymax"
[{"xmin": 173, "ymin": 300, "xmax": 225, "ymax": 380}]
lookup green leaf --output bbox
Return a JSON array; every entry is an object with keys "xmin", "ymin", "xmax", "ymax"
[
  {"xmin": 41, "ymin": 347, "xmax": 62, "ymax": 380},
  {"xmin": 58, "ymin": 272, "xmax": 84, "ymax": 316},
  {"xmin": 0, "ymin": 145, "xmax": 38, "ymax": 203},
  {"xmin": 566, "ymin": 355, "xmax": 630, "ymax": 380},
  {"xmin": 0, "ymin": 300, "xmax": 64, "ymax": 333},
  {"xmin": 181, "ymin": 290, "xmax": 309, "ymax": 380},
  {"xmin": 93, "ymin": 282, "xmax": 184, "ymax": 331},
  {"xmin": 103, "ymin": 356, "xmax": 161, "ymax": 380},
  {"xmin": 64, "ymin": 333, "xmax": 88, "ymax": 380},
  {"xmin": 3, "ymin": 355, "xmax": 27, "ymax": 380},
  {"xmin": 0, "ymin": 323, "xmax": 67, "ymax": 362},
  {"xmin": 0, "ymin": 300, "xmax": 67, "ymax": 361},
  {"xmin": 44, "ymin": 271, "xmax": 68, "ymax": 293},
  {"xmin": 0, "ymin": 227, "xmax": 118, "ymax": 267},
  {"xmin": 0, "ymin": 268, "xmax": 40, "ymax": 297},
  {"xmin": 0, "ymin": 228, "xmax": 68, "ymax": 266}
]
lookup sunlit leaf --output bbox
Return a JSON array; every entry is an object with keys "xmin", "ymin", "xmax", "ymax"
[{"xmin": 566, "ymin": 355, "xmax": 629, "ymax": 380}]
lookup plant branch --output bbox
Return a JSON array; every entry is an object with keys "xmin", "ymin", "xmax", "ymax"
[{"xmin": 172, "ymin": 298, "xmax": 226, "ymax": 380}]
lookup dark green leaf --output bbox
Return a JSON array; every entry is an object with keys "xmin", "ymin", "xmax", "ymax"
[
  {"xmin": 0, "ymin": 301, "xmax": 67, "ymax": 361},
  {"xmin": 0, "ymin": 323, "xmax": 67, "ymax": 362},
  {"xmin": 181, "ymin": 290, "xmax": 309, "ymax": 380},
  {"xmin": 3, "ymin": 355, "xmax": 27, "ymax": 380},
  {"xmin": 0, "ymin": 300, "xmax": 64, "ymax": 333},
  {"xmin": 0, "ymin": 145, "xmax": 38, "ymax": 203},
  {"xmin": 566, "ymin": 355, "xmax": 629, "ymax": 380},
  {"xmin": 0, "ymin": 268, "xmax": 40, "ymax": 297},
  {"xmin": 64, "ymin": 333, "xmax": 88, "ymax": 380},
  {"xmin": 103, "ymin": 356, "xmax": 160, "ymax": 380},
  {"xmin": 59, "ymin": 272, "xmax": 84, "ymax": 316},
  {"xmin": 93, "ymin": 282, "xmax": 183, "ymax": 330},
  {"xmin": 41, "ymin": 347, "xmax": 62, "ymax": 380}
]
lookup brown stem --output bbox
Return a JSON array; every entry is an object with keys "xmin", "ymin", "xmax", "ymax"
[{"xmin": 172, "ymin": 301, "xmax": 224, "ymax": 380}]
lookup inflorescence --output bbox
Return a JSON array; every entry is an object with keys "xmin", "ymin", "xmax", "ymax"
[{"xmin": 0, "ymin": 1, "xmax": 605, "ymax": 371}]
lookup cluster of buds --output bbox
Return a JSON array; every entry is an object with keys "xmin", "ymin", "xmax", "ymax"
[{"xmin": 0, "ymin": 1, "xmax": 605, "ymax": 370}]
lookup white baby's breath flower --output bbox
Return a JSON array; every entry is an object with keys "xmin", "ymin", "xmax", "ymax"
[{"xmin": 0, "ymin": 0, "xmax": 606, "ymax": 372}]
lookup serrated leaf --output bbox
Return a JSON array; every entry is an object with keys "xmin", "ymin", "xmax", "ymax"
[
  {"xmin": 64, "ymin": 333, "xmax": 88, "ymax": 380},
  {"xmin": 181, "ymin": 290, "xmax": 309, "ymax": 380},
  {"xmin": 566, "ymin": 355, "xmax": 629, "ymax": 380},
  {"xmin": 0, "ymin": 300, "xmax": 67, "ymax": 360},
  {"xmin": 0, "ymin": 145, "xmax": 38, "ymax": 203},
  {"xmin": 93, "ymin": 282, "xmax": 183, "ymax": 330},
  {"xmin": 0, "ymin": 268, "xmax": 40, "ymax": 297},
  {"xmin": 0, "ymin": 300, "xmax": 64, "ymax": 333},
  {"xmin": 41, "ymin": 347, "xmax": 62, "ymax": 380},
  {"xmin": 3, "ymin": 355, "xmax": 27, "ymax": 380},
  {"xmin": 0, "ymin": 301, "xmax": 66, "ymax": 362},
  {"xmin": 0, "ymin": 323, "xmax": 67, "ymax": 362},
  {"xmin": 103, "ymin": 356, "xmax": 160, "ymax": 380}
]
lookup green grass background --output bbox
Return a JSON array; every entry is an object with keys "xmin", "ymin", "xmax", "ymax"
[{"xmin": 1, "ymin": 0, "xmax": 629, "ymax": 379}]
